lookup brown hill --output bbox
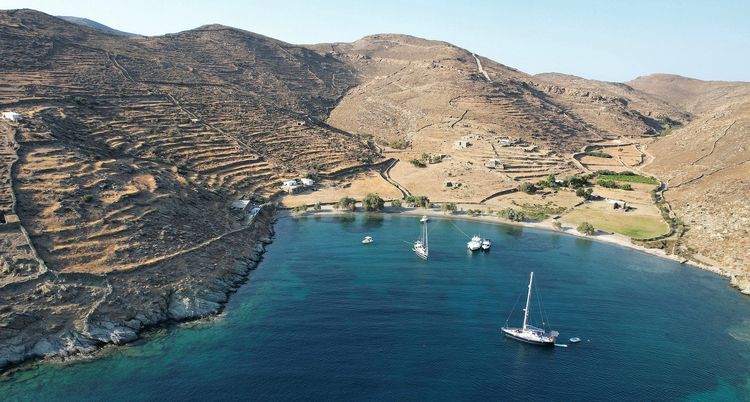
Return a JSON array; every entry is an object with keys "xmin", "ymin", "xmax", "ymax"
[
  {"xmin": 0, "ymin": 9, "xmax": 747, "ymax": 370},
  {"xmin": 0, "ymin": 9, "xmax": 381, "ymax": 370},
  {"xmin": 633, "ymin": 75, "xmax": 750, "ymax": 286}
]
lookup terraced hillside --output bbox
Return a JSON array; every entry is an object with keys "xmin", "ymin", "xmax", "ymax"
[
  {"xmin": 0, "ymin": 9, "xmax": 380, "ymax": 370},
  {"xmin": 0, "ymin": 8, "xmax": 747, "ymax": 372}
]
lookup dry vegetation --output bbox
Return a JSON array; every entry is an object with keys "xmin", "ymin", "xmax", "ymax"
[{"xmin": 0, "ymin": 8, "xmax": 748, "ymax": 371}]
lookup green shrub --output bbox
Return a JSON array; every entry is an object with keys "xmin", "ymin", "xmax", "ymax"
[
  {"xmin": 336, "ymin": 196, "xmax": 357, "ymax": 212},
  {"xmin": 313, "ymin": 202, "xmax": 322, "ymax": 211},
  {"xmin": 575, "ymin": 188, "xmax": 593, "ymax": 199},
  {"xmin": 566, "ymin": 175, "xmax": 589, "ymax": 188},
  {"xmin": 410, "ymin": 158, "xmax": 427, "ymax": 168},
  {"xmin": 441, "ymin": 202, "xmax": 457, "ymax": 214},
  {"xmin": 518, "ymin": 182, "xmax": 538, "ymax": 194},
  {"xmin": 498, "ymin": 208, "xmax": 525, "ymax": 222},
  {"xmin": 363, "ymin": 193, "xmax": 385, "ymax": 211},
  {"xmin": 413, "ymin": 195, "xmax": 430, "ymax": 208},
  {"xmin": 81, "ymin": 194, "xmax": 94, "ymax": 203},
  {"xmin": 390, "ymin": 199, "xmax": 402, "ymax": 208},
  {"xmin": 577, "ymin": 221, "xmax": 595, "ymax": 235}
]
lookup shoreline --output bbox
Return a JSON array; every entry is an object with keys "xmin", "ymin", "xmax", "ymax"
[
  {"xmin": 0, "ymin": 208, "xmax": 278, "ymax": 376},
  {"xmin": 285, "ymin": 205, "xmax": 733, "ymax": 281}
]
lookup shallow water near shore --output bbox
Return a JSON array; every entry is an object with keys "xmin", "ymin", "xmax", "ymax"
[{"xmin": 2, "ymin": 214, "xmax": 750, "ymax": 401}]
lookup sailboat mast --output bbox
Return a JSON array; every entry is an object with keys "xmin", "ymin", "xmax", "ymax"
[
  {"xmin": 522, "ymin": 272, "xmax": 534, "ymax": 330},
  {"xmin": 424, "ymin": 220, "xmax": 428, "ymax": 251}
]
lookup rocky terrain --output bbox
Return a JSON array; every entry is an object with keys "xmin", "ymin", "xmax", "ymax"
[
  {"xmin": 0, "ymin": 9, "xmax": 747, "ymax": 371},
  {"xmin": 630, "ymin": 74, "xmax": 750, "ymax": 292},
  {"xmin": 0, "ymin": 9, "xmax": 380, "ymax": 371}
]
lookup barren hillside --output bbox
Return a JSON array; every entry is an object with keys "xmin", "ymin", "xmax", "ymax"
[
  {"xmin": 0, "ymin": 9, "xmax": 381, "ymax": 370},
  {"xmin": 633, "ymin": 75, "xmax": 750, "ymax": 286},
  {"xmin": 1, "ymin": 9, "xmax": 748, "ymax": 372}
]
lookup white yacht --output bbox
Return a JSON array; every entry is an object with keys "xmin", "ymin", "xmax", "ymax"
[
  {"xmin": 467, "ymin": 235, "xmax": 482, "ymax": 251},
  {"xmin": 413, "ymin": 216, "xmax": 428, "ymax": 259},
  {"xmin": 501, "ymin": 272, "xmax": 558, "ymax": 346},
  {"xmin": 481, "ymin": 238, "xmax": 491, "ymax": 251},
  {"xmin": 362, "ymin": 236, "xmax": 373, "ymax": 244}
]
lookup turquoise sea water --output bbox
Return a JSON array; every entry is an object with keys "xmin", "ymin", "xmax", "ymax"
[{"xmin": 2, "ymin": 214, "xmax": 750, "ymax": 401}]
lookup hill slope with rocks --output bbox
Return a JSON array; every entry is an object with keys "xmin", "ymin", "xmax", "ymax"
[
  {"xmin": 631, "ymin": 74, "xmax": 750, "ymax": 287},
  {"xmin": 0, "ymin": 9, "xmax": 747, "ymax": 371}
]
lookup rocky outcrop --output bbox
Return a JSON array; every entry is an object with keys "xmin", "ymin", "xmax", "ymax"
[{"xmin": 0, "ymin": 208, "xmax": 275, "ymax": 372}]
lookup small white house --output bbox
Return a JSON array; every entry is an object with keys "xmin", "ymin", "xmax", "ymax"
[
  {"xmin": 282, "ymin": 180, "xmax": 298, "ymax": 187},
  {"xmin": 1, "ymin": 111, "xmax": 21, "ymax": 121},
  {"xmin": 485, "ymin": 159, "xmax": 502, "ymax": 169},
  {"xmin": 231, "ymin": 200, "xmax": 251, "ymax": 211},
  {"xmin": 453, "ymin": 140, "xmax": 470, "ymax": 149},
  {"xmin": 249, "ymin": 207, "xmax": 261, "ymax": 217},
  {"xmin": 300, "ymin": 178, "xmax": 314, "ymax": 186}
]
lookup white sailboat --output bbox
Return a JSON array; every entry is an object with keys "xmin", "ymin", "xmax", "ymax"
[
  {"xmin": 501, "ymin": 272, "xmax": 558, "ymax": 346},
  {"xmin": 467, "ymin": 235, "xmax": 482, "ymax": 251},
  {"xmin": 413, "ymin": 215, "xmax": 429, "ymax": 259}
]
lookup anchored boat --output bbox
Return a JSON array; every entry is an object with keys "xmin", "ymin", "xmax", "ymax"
[
  {"xmin": 502, "ymin": 272, "xmax": 558, "ymax": 346},
  {"xmin": 413, "ymin": 216, "xmax": 429, "ymax": 260},
  {"xmin": 467, "ymin": 235, "xmax": 482, "ymax": 251},
  {"xmin": 362, "ymin": 236, "xmax": 373, "ymax": 244},
  {"xmin": 481, "ymin": 238, "xmax": 491, "ymax": 251}
]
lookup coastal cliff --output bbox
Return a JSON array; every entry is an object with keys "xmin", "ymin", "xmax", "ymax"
[{"xmin": 0, "ymin": 207, "xmax": 275, "ymax": 372}]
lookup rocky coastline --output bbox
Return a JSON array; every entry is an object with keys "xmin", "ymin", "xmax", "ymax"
[{"xmin": 0, "ymin": 208, "xmax": 277, "ymax": 375}]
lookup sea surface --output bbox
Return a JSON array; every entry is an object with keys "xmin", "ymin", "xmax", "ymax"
[{"xmin": 2, "ymin": 214, "xmax": 750, "ymax": 401}]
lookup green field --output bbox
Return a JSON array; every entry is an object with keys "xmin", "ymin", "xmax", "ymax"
[
  {"xmin": 562, "ymin": 207, "xmax": 669, "ymax": 239},
  {"xmin": 598, "ymin": 174, "xmax": 659, "ymax": 185}
]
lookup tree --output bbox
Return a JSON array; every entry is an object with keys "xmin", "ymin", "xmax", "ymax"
[
  {"xmin": 518, "ymin": 182, "xmax": 538, "ymax": 194},
  {"xmin": 441, "ymin": 202, "xmax": 457, "ymax": 214},
  {"xmin": 363, "ymin": 193, "xmax": 385, "ymax": 211},
  {"xmin": 336, "ymin": 196, "xmax": 357, "ymax": 212},
  {"xmin": 410, "ymin": 158, "xmax": 426, "ymax": 168},
  {"xmin": 552, "ymin": 220, "xmax": 562, "ymax": 230},
  {"xmin": 390, "ymin": 199, "xmax": 402, "ymax": 208},
  {"xmin": 413, "ymin": 195, "xmax": 430, "ymax": 208},
  {"xmin": 313, "ymin": 201, "xmax": 322, "ymax": 211},
  {"xmin": 576, "ymin": 188, "xmax": 593, "ymax": 199},
  {"xmin": 596, "ymin": 179, "xmax": 617, "ymax": 188},
  {"xmin": 566, "ymin": 175, "xmax": 589, "ymax": 188},
  {"xmin": 498, "ymin": 207, "xmax": 525, "ymax": 222},
  {"xmin": 577, "ymin": 221, "xmax": 595, "ymax": 236}
]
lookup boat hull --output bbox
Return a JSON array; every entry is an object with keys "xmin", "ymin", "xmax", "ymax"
[{"xmin": 501, "ymin": 328, "xmax": 556, "ymax": 346}]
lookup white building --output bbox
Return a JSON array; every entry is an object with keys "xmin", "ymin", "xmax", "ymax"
[
  {"xmin": 453, "ymin": 140, "xmax": 470, "ymax": 149},
  {"xmin": 485, "ymin": 159, "xmax": 502, "ymax": 169},
  {"xmin": 282, "ymin": 180, "xmax": 298, "ymax": 187},
  {"xmin": 300, "ymin": 178, "xmax": 314, "ymax": 186},
  {"xmin": 231, "ymin": 200, "xmax": 251, "ymax": 210},
  {"xmin": 1, "ymin": 111, "xmax": 21, "ymax": 121}
]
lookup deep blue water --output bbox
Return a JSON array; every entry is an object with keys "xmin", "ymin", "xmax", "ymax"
[{"xmin": 2, "ymin": 214, "xmax": 750, "ymax": 401}]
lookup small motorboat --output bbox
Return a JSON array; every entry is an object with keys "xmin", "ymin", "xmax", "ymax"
[
  {"xmin": 481, "ymin": 238, "xmax": 491, "ymax": 251},
  {"xmin": 569, "ymin": 337, "xmax": 581, "ymax": 343},
  {"xmin": 362, "ymin": 236, "xmax": 374, "ymax": 244},
  {"xmin": 420, "ymin": 215, "xmax": 429, "ymax": 223},
  {"xmin": 467, "ymin": 235, "xmax": 482, "ymax": 251}
]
